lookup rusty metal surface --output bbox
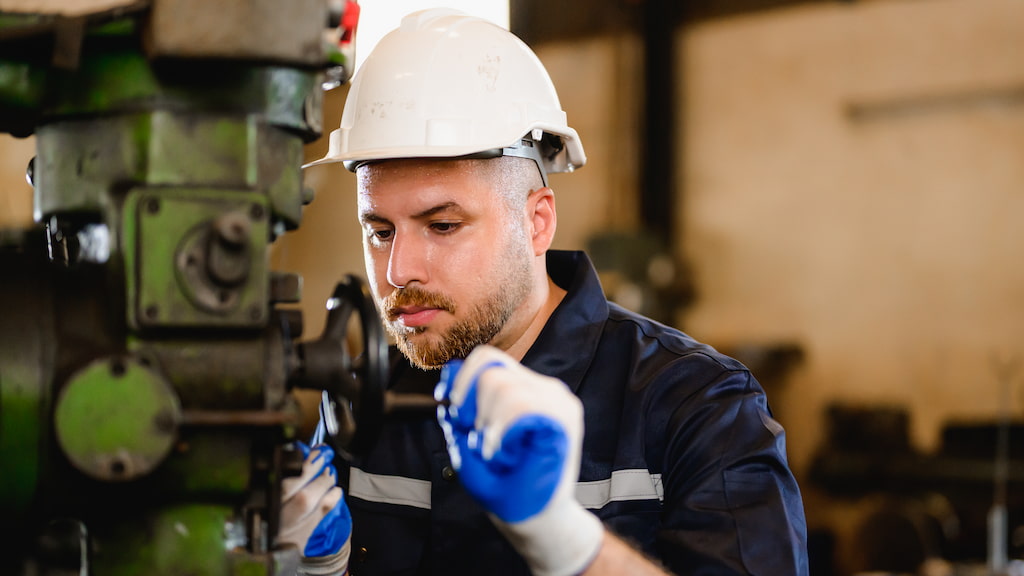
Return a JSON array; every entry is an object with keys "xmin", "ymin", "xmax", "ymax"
[
  {"xmin": 137, "ymin": 339, "xmax": 266, "ymax": 410},
  {"xmin": 180, "ymin": 409, "xmax": 297, "ymax": 427},
  {"xmin": 143, "ymin": 0, "xmax": 326, "ymax": 65}
]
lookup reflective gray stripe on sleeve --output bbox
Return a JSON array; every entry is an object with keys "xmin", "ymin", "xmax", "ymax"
[
  {"xmin": 576, "ymin": 469, "xmax": 664, "ymax": 510},
  {"xmin": 349, "ymin": 467, "xmax": 432, "ymax": 510},
  {"xmin": 348, "ymin": 467, "xmax": 661, "ymax": 511}
]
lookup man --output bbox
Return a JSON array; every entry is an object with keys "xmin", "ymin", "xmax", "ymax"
[{"xmin": 280, "ymin": 8, "xmax": 808, "ymax": 576}]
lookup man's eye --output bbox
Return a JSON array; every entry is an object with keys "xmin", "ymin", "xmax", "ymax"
[
  {"xmin": 370, "ymin": 229, "xmax": 392, "ymax": 241},
  {"xmin": 431, "ymin": 222, "xmax": 459, "ymax": 233}
]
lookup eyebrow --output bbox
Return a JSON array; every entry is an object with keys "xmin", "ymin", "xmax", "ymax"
[
  {"xmin": 360, "ymin": 201, "xmax": 463, "ymax": 224},
  {"xmin": 413, "ymin": 201, "xmax": 460, "ymax": 219}
]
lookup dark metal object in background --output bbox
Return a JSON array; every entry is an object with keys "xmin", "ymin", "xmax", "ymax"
[
  {"xmin": 640, "ymin": 0, "xmax": 676, "ymax": 250},
  {"xmin": 809, "ymin": 405, "xmax": 1024, "ymax": 571}
]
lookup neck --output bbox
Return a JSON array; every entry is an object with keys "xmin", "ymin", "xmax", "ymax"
[{"xmin": 495, "ymin": 271, "xmax": 566, "ymax": 363}]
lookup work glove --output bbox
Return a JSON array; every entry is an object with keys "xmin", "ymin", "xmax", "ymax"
[
  {"xmin": 436, "ymin": 345, "xmax": 604, "ymax": 576},
  {"xmin": 277, "ymin": 442, "xmax": 351, "ymax": 576}
]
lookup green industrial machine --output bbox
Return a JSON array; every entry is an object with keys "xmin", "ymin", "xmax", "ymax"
[{"xmin": 0, "ymin": 1, "xmax": 393, "ymax": 574}]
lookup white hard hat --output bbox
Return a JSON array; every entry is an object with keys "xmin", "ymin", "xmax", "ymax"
[{"xmin": 303, "ymin": 8, "xmax": 586, "ymax": 183}]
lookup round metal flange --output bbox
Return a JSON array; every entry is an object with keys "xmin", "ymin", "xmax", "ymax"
[
  {"xmin": 175, "ymin": 213, "xmax": 253, "ymax": 314},
  {"xmin": 55, "ymin": 355, "xmax": 181, "ymax": 481}
]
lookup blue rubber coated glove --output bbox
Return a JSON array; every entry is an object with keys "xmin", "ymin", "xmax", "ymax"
[
  {"xmin": 277, "ymin": 442, "xmax": 351, "ymax": 575},
  {"xmin": 436, "ymin": 345, "xmax": 604, "ymax": 576}
]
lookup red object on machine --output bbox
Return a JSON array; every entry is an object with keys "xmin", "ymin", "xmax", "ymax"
[{"xmin": 340, "ymin": 0, "xmax": 360, "ymax": 45}]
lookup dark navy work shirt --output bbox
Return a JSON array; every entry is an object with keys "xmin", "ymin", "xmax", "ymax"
[{"xmin": 340, "ymin": 250, "xmax": 808, "ymax": 575}]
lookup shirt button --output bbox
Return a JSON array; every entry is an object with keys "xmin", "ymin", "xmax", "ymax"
[
  {"xmin": 442, "ymin": 465, "xmax": 457, "ymax": 481},
  {"xmin": 355, "ymin": 546, "xmax": 368, "ymax": 563}
]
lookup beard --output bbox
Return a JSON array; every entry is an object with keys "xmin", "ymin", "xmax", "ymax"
[{"xmin": 377, "ymin": 232, "xmax": 533, "ymax": 370}]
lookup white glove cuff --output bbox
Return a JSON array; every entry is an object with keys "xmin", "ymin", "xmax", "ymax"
[
  {"xmin": 494, "ymin": 501, "xmax": 604, "ymax": 576},
  {"xmin": 298, "ymin": 538, "xmax": 350, "ymax": 576}
]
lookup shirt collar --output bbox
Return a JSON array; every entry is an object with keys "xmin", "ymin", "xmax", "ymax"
[{"xmin": 521, "ymin": 250, "xmax": 608, "ymax": 394}]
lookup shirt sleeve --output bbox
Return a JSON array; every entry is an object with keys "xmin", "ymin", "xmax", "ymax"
[{"xmin": 649, "ymin": 354, "xmax": 809, "ymax": 576}]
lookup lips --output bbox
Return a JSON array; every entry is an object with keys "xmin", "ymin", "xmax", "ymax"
[
  {"xmin": 392, "ymin": 306, "xmax": 441, "ymax": 328},
  {"xmin": 382, "ymin": 286, "xmax": 456, "ymax": 330}
]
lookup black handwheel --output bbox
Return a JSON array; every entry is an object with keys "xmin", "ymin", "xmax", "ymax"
[{"xmin": 296, "ymin": 274, "xmax": 388, "ymax": 459}]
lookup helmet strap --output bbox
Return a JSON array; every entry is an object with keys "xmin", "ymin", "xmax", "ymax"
[{"xmin": 464, "ymin": 136, "xmax": 550, "ymax": 187}]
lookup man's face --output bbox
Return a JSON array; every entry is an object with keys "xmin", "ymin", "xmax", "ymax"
[{"xmin": 357, "ymin": 159, "xmax": 534, "ymax": 369}]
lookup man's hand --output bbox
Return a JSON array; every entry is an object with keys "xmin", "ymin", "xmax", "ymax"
[
  {"xmin": 436, "ymin": 345, "xmax": 604, "ymax": 576},
  {"xmin": 277, "ymin": 442, "xmax": 351, "ymax": 576}
]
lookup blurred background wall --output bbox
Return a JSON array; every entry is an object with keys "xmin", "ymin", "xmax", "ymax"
[
  {"xmin": 676, "ymin": 2, "xmax": 1024, "ymax": 572},
  {"xmin": 682, "ymin": 0, "xmax": 1024, "ymax": 470},
  {"xmin": 2, "ymin": 0, "xmax": 1022, "ymax": 573}
]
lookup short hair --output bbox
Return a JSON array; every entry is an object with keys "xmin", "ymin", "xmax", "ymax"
[{"xmin": 482, "ymin": 155, "xmax": 545, "ymax": 215}]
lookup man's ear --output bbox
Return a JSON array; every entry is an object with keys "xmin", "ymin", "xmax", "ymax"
[{"xmin": 527, "ymin": 187, "xmax": 557, "ymax": 256}]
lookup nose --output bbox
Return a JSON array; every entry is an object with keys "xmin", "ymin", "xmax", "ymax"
[{"xmin": 386, "ymin": 233, "xmax": 427, "ymax": 289}]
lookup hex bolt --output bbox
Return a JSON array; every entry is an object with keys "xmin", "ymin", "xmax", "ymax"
[
  {"xmin": 109, "ymin": 458, "xmax": 127, "ymax": 477},
  {"xmin": 145, "ymin": 197, "xmax": 160, "ymax": 214},
  {"xmin": 144, "ymin": 305, "xmax": 159, "ymax": 320},
  {"xmin": 250, "ymin": 203, "xmax": 265, "ymax": 220}
]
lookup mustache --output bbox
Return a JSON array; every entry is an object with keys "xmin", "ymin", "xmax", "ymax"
[{"xmin": 381, "ymin": 286, "xmax": 456, "ymax": 320}]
